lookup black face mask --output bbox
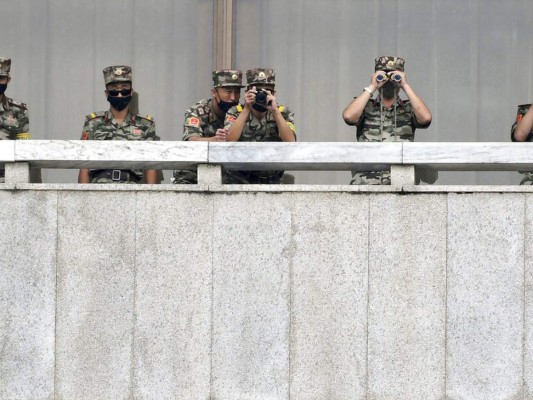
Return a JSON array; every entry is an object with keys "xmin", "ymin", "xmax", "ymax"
[
  {"xmin": 252, "ymin": 103, "xmax": 267, "ymax": 113},
  {"xmin": 217, "ymin": 99, "xmax": 238, "ymax": 113},
  {"xmin": 0, "ymin": 83, "xmax": 7, "ymax": 95},
  {"xmin": 381, "ymin": 81, "xmax": 397, "ymax": 100},
  {"xmin": 107, "ymin": 95, "xmax": 132, "ymax": 111}
]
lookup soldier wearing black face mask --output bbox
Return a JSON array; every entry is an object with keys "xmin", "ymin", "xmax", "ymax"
[
  {"xmin": 172, "ymin": 69, "xmax": 244, "ymax": 184},
  {"xmin": 223, "ymin": 68, "xmax": 297, "ymax": 184},
  {"xmin": 78, "ymin": 65, "xmax": 159, "ymax": 184},
  {"xmin": 342, "ymin": 56, "xmax": 433, "ymax": 185}
]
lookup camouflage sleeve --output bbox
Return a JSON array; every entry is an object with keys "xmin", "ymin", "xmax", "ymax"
[
  {"xmin": 81, "ymin": 116, "xmax": 95, "ymax": 140},
  {"xmin": 19, "ymin": 108, "xmax": 29, "ymax": 136},
  {"xmin": 280, "ymin": 106, "xmax": 297, "ymax": 140},
  {"xmin": 142, "ymin": 120, "xmax": 157, "ymax": 141},
  {"xmin": 182, "ymin": 106, "xmax": 204, "ymax": 141},
  {"xmin": 408, "ymin": 101, "xmax": 431, "ymax": 129},
  {"xmin": 224, "ymin": 105, "xmax": 240, "ymax": 130},
  {"xmin": 412, "ymin": 114, "xmax": 431, "ymax": 129}
]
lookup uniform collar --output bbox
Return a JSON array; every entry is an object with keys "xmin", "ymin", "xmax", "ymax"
[
  {"xmin": 106, "ymin": 110, "xmax": 136, "ymax": 125},
  {"xmin": 376, "ymin": 95, "xmax": 404, "ymax": 108}
]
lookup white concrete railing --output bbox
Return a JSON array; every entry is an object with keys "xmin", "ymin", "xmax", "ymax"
[{"xmin": 1, "ymin": 140, "xmax": 533, "ymax": 184}]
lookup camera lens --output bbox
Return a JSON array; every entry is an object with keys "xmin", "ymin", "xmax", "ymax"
[{"xmin": 255, "ymin": 90, "xmax": 268, "ymax": 105}]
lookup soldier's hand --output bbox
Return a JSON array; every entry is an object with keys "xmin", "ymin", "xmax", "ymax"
[
  {"xmin": 214, "ymin": 128, "xmax": 227, "ymax": 141},
  {"xmin": 371, "ymin": 70, "xmax": 387, "ymax": 89},
  {"xmin": 265, "ymin": 90, "xmax": 277, "ymax": 110},
  {"xmin": 393, "ymin": 70, "xmax": 407, "ymax": 88},
  {"xmin": 244, "ymin": 86, "xmax": 257, "ymax": 109}
]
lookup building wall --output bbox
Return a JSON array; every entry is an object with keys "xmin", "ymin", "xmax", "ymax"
[
  {"xmin": 2, "ymin": 0, "xmax": 533, "ymax": 184},
  {"xmin": 0, "ymin": 187, "xmax": 530, "ymax": 399}
]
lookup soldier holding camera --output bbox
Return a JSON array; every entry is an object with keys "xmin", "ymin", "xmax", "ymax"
[
  {"xmin": 224, "ymin": 68, "xmax": 296, "ymax": 184},
  {"xmin": 342, "ymin": 56, "xmax": 432, "ymax": 185}
]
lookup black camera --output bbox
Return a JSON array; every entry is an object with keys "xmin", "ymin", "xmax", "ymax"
[{"xmin": 255, "ymin": 89, "xmax": 271, "ymax": 107}]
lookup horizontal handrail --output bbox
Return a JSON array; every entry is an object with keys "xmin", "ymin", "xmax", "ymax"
[{"xmin": 1, "ymin": 141, "xmax": 532, "ymax": 171}]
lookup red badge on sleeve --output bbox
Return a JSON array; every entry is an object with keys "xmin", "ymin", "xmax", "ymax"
[
  {"xmin": 81, "ymin": 131, "xmax": 88, "ymax": 140},
  {"xmin": 186, "ymin": 117, "xmax": 200, "ymax": 127},
  {"xmin": 227, "ymin": 116, "xmax": 236, "ymax": 123}
]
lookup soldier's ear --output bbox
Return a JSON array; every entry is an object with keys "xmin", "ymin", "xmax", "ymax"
[{"xmin": 211, "ymin": 88, "xmax": 218, "ymax": 98}]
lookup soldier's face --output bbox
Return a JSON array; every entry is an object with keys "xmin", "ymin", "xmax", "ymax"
[
  {"xmin": 105, "ymin": 82, "xmax": 132, "ymax": 97},
  {"xmin": 213, "ymin": 87, "xmax": 241, "ymax": 103}
]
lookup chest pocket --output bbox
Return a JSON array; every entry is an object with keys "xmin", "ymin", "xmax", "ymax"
[{"xmin": 265, "ymin": 120, "xmax": 281, "ymax": 141}]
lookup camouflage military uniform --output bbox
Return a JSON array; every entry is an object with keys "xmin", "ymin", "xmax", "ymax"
[
  {"xmin": 350, "ymin": 97, "xmax": 429, "ymax": 184},
  {"xmin": 223, "ymin": 103, "xmax": 296, "ymax": 184},
  {"xmin": 0, "ymin": 57, "xmax": 29, "ymax": 182},
  {"xmin": 172, "ymin": 98, "xmax": 224, "ymax": 184},
  {"xmin": 0, "ymin": 97, "xmax": 29, "ymax": 141},
  {"xmin": 350, "ymin": 56, "xmax": 430, "ymax": 185},
  {"xmin": 173, "ymin": 69, "xmax": 244, "ymax": 184},
  {"xmin": 511, "ymin": 103, "xmax": 533, "ymax": 185},
  {"xmin": 80, "ymin": 65, "xmax": 158, "ymax": 184},
  {"xmin": 81, "ymin": 110, "xmax": 157, "ymax": 183}
]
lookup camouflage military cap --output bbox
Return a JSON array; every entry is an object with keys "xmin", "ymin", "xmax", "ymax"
[
  {"xmin": 0, "ymin": 58, "xmax": 11, "ymax": 77},
  {"xmin": 213, "ymin": 69, "xmax": 244, "ymax": 88},
  {"xmin": 246, "ymin": 68, "xmax": 275, "ymax": 87},
  {"xmin": 103, "ymin": 65, "xmax": 132, "ymax": 85},
  {"xmin": 375, "ymin": 56, "xmax": 405, "ymax": 72}
]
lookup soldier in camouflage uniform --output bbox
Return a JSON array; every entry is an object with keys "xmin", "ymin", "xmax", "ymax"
[
  {"xmin": 342, "ymin": 56, "xmax": 432, "ymax": 185},
  {"xmin": 511, "ymin": 103, "xmax": 533, "ymax": 184},
  {"xmin": 78, "ymin": 65, "xmax": 158, "ymax": 184},
  {"xmin": 172, "ymin": 69, "xmax": 244, "ymax": 184},
  {"xmin": 224, "ymin": 68, "xmax": 296, "ymax": 184},
  {"xmin": 0, "ymin": 57, "xmax": 30, "ymax": 183}
]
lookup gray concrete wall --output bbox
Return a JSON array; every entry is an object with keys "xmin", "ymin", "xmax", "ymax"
[{"xmin": 0, "ymin": 186, "xmax": 531, "ymax": 400}]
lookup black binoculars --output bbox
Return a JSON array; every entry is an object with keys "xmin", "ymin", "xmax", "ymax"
[{"xmin": 376, "ymin": 72, "xmax": 402, "ymax": 83}]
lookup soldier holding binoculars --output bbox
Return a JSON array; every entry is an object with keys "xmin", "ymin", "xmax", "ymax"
[{"xmin": 342, "ymin": 56, "xmax": 432, "ymax": 185}]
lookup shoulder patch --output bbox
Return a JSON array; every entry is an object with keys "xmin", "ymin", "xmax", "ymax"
[
  {"xmin": 88, "ymin": 111, "xmax": 106, "ymax": 120},
  {"xmin": 278, "ymin": 105, "xmax": 285, "ymax": 112},
  {"xmin": 185, "ymin": 117, "xmax": 201, "ymax": 127},
  {"xmin": 287, "ymin": 121, "xmax": 296, "ymax": 133},
  {"xmin": 236, "ymin": 104, "xmax": 243, "ymax": 112}
]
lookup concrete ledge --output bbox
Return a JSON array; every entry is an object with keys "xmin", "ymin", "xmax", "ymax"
[
  {"xmin": 13, "ymin": 140, "xmax": 208, "ymax": 169},
  {"xmin": 208, "ymin": 142, "xmax": 402, "ymax": 171},
  {"xmin": 403, "ymin": 142, "xmax": 533, "ymax": 170},
  {"xmin": 2, "ymin": 141, "xmax": 533, "ymax": 174},
  {"xmin": 0, "ymin": 140, "xmax": 14, "ymax": 162}
]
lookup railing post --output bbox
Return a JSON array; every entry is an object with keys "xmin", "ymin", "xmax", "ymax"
[
  {"xmin": 198, "ymin": 164, "xmax": 222, "ymax": 185},
  {"xmin": 391, "ymin": 164, "xmax": 415, "ymax": 186},
  {"xmin": 5, "ymin": 162, "xmax": 30, "ymax": 183}
]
